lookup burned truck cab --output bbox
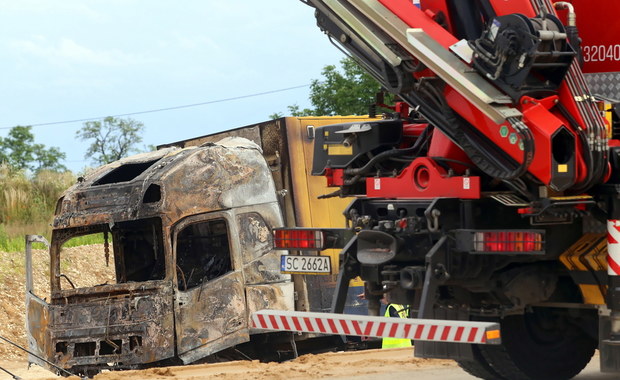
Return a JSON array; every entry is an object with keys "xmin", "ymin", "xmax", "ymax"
[{"xmin": 25, "ymin": 138, "xmax": 294, "ymax": 374}]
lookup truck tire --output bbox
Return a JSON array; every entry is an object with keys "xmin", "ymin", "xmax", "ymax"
[
  {"xmin": 457, "ymin": 345, "xmax": 507, "ymax": 380},
  {"xmin": 477, "ymin": 308, "xmax": 596, "ymax": 380}
]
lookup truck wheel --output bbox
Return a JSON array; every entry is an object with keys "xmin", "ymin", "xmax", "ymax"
[
  {"xmin": 457, "ymin": 345, "xmax": 506, "ymax": 380},
  {"xmin": 478, "ymin": 308, "xmax": 596, "ymax": 380}
]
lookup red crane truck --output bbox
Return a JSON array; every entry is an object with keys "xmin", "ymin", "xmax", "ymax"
[{"xmin": 253, "ymin": 1, "xmax": 620, "ymax": 379}]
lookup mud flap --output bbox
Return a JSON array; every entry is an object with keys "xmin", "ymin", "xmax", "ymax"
[
  {"xmin": 414, "ymin": 307, "xmax": 474, "ymax": 361},
  {"xmin": 415, "ymin": 235, "xmax": 474, "ymax": 361}
]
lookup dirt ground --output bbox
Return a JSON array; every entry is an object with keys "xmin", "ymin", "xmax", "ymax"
[
  {"xmin": 0, "ymin": 347, "xmax": 456, "ymax": 380},
  {"xmin": 0, "ymin": 245, "xmax": 114, "ymax": 361},
  {"xmin": 0, "ymin": 245, "xmax": 614, "ymax": 380},
  {"xmin": 0, "ymin": 245, "xmax": 456, "ymax": 380}
]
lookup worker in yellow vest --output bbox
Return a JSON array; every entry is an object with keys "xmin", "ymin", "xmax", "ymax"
[{"xmin": 382, "ymin": 303, "xmax": 413, "ymax": 348}]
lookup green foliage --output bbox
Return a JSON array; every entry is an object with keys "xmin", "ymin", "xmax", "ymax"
[
  {"xmin": 287, "ymin": 104, "xmax": 315, "ymax": 117},
  {"xmin": 0, "ymin": 224, "xmax": 103, "ymax": 253},
  {"xmin": 268, "ymin": 112, "xmax": 283, "ymax": 120},
  {"xmin": 0, "ymin": 225, "xmax": 22, "ymax": 253},
  {"xmin": 309, "ymin": 57, "xmax": 386, "ymax": 116},
  {"xmin": 271, "ymin": 57, "xmax": 393, "ymax": 118},
  {"xmin": 0, "ymin": 126, "xmax": 67, "ymax": 172},
  {"xmin": 76, "ymin": 116, "xmax": 144, "ymax": 165},
  {"xmin": 269, "ymin": 105, "xmax": 315, "ymax": 119}
]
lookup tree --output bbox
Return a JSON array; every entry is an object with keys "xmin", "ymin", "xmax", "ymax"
[
  {"xmin": 270, "ymin": 57, "xmax": 393, "ymax": 118},
  {"xmin": 76, "ymin": 116, "xmax": 144, "ymax": 165},
  {"xmin": 310, "ymin": 57, "xmax": 389, "ymax": 116},
  {"xmin": 0, "ymin": 126, "xmax": 66, "ymax": 172},
  {"xmin": 34, "ymin": 146, "xmax": 67, "ymax": 172},
  {"xmin": 269, "ymin": 104, "xmax": 315, "ymax": 119}
]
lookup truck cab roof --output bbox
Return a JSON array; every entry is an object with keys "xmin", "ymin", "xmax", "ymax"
[{"xmin": 53, "ymin": 137, "xmax": 277, "ymax": 229}]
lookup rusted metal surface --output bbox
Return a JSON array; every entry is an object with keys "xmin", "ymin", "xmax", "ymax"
[
  {"xmin": 238, "ymin": 211, "xmax": 274, "ymax": 264},
  {"xmin": 48, "ymin": 282, "xmax": 175, "ymax": 369},
  {"xmin": 175, "ymin": 272, "xmax": 248, "ymax": 363},
  {"xmin": 27, "ymin": 138, "xmax": 295, "ymax": 374},
  {"xmin": 246, "ymin": 282, "xmax": 296, "ymax": 320},
  {"xmin": 26, "ymin": 293, "xmax": 51, "ymax": 369},
  {"xmin": 159, "ymin": 125, "xmax": 263, "ymax": 149},
  {"xmin": 25, "ymin": 235, "xmax": 52, "ymax": 370},
  {"xmin": 237, "ymin": 206, "xmax": 292, "ymax": 285}
]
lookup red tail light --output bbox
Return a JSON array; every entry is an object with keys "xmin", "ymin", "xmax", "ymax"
[
  {"xmin": 274, "ymin": 229, "xmax": 325, "ymax": 250},
  {"xmin": 474, "ymin": 231, "xmax": 543, "ymax": 252}
]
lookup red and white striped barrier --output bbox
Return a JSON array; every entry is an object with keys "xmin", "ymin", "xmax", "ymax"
[
  {"xmin": 608, "ymin": 220, "xmax": 620, "ymax": 275},
  {"xmin": 251, "ymin": 310, "xmax": 501, "ymax": 345}
]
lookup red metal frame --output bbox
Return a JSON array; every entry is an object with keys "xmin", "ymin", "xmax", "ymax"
[
  {"xmin": 374, "ymin": 0, "xmax": 607, "ymax": 191},
  {"xmin": 325, "ymin": 168, "xmax": 345, "ymax": 187},
  {"xmin": 365, "ymin": 157, "xmax": 480, "ymax": 199}
]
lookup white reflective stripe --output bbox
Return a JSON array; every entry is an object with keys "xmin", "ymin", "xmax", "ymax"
[
  {"xmin": 306, "ymin": 317, "xmax": 319, "ymax": 332},
  {"xmin": 297, "ymin": 316, "xmax": 309, "ymax": 331},
  {"xmin": 435, "ymin": 325, "xmax": 447, "ymax": 340},
  {"xmin": 446, "ymin": 325, "xmax": 458, "ymax": 341},
  {"xmin": 394, "ymin": 323, "xmax": 407, "ymax": 339},
  {"xmin": 252, "ymin": 310, "xmax": 500, "ymax": 345},
  {"xmin": 333, "ymin": 320, "xmax": 345, "ymax": 335},
  {"xmin": 474, "ymin": 329, "xmax": 486, "ymax": 343},
  {"xmin": 421, "ymin": 324, "xmax": 432, "ymax": 340},
  {"xmin": 270, "ymin": 315, "xmax": 280, "ymax": 330},
  {"xmin": 462, "ymin": 327, "xmax": 473, "ymax": 342},
  {"xmin": 368, "ymin": 321, "xmax": 381, "ymax": 336},
  {"xmin": 285, "ymin": 316, "xmax": 296, "ymax": 330},
  {"xmin": 343, "ymin": 319, "xmax": 355, "ymax": 335}
]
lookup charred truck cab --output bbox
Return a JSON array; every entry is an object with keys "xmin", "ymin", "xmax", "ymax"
[{"xmin": 25, "ymin": 138, "xmax": 294, "ymax": 374}]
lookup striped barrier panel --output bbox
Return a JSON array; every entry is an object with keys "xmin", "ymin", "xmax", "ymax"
[
  {"xmin": 608, "ymin": 220, "xmax": 620, "ymax": 275},
  {"xmin": 251, "ymin": 309, "xmax": 501, "ymax": 345}
]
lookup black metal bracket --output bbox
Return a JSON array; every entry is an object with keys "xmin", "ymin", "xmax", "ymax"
[
  {"xmin": 418, "ymin": 236, "xmax": 449, "ymax": 319},
  {"xmin": 330, "ymin": 236, "xmax": 359, "ymax": 314}
]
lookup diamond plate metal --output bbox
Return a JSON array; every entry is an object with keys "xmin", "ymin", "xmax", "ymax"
[{"xmin": 585, "ymin": 72, "xmax": 620, "ymax": 100}]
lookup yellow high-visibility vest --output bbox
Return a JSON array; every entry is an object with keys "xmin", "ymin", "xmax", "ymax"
[{"xmin": 382, "ymin": 304, "xmax": 413, "ymax": 348}]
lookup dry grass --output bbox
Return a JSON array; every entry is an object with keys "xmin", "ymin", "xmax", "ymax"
[
  {"xmin": 0, "ymin": 165, "xmax": 74, "ymax": 223},
  {"xmin": 0, "ymin": 165, "xmax": 76, "ymax": 251}
]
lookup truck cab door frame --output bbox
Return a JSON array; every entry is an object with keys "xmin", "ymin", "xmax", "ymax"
[
  {"xmin": 25, "ymin": 235, "xmax": 53, "ymax": 370},
  {"xmin": 171, "ymin": 211, "xmax": 249, "ymax": 364}
]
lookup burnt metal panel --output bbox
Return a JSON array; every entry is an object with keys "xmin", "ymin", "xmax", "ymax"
[
  {"xmin": 159, "ymin": 124, "xmax": 263, "ymax": 149},
  {"xmin": 25, "ymin": 235, "xmax": 53, "ymax": 370},
  {"xmin": 48, "ymin": 282, "xmax": 175, "ymax": 368},
  {"xmin": 178, "ymin": 330, "xmax": 249, "ymax": 364},
  {"xmin": 236, "ymin": 206, "xmax": 290, "ymax": 286},
  {"xmin": 160, "ymin": 139, "xmax": 278, "ymax": 219},
  {"xmin": 243, "ymin": 251, "xmax": 291, "ymax": 285},
  {"xmin": 53, "ymin": 139, "xmax": 277, "ymax": 230},
  {"xmin": 26, "ymin": 295, "xmax": 52, "ymax": 370},
  {"xmin": 237, "ymin": 212, "xmax": 274, "ymax": 264},
  {"xmin": 245, "ymin": 282, "xmax": 296, "ymax": 319},
  {"xmin": 174, "ymin": 271, "xmax": 248, "ymax": 361}
]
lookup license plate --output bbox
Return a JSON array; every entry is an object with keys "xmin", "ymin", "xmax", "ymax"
[{"xmin": 280, "ymin": 255, "xmax": 331, "ymax": 275}]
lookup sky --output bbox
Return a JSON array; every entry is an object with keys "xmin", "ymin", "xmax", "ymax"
[{"xmin": 0, "ymin": 0, "xmax": 345, "ymax": 172}]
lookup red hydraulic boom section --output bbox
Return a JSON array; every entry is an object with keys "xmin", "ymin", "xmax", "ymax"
[
  {"xmin": 311, "ymin": 0, "xmax": 610, "ymax": 199},
  {"xmin": 381, "ymin": 0, "xmax": 604, "ymax": 194}
]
